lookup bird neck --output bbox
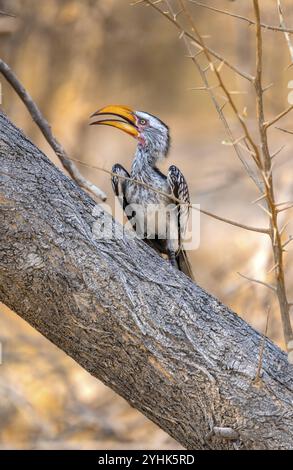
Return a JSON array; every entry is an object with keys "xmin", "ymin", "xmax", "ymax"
[{"xmin": 131, "ymin": 144, "xmax": 160, "ymax": 177}]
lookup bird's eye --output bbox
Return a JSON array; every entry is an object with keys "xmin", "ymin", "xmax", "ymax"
[{"xmin": 138, "ymin": 118, "xmax": 147, "ymax": 126}]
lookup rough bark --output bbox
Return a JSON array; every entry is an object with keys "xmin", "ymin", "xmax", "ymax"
[{"xmin": 0, "ymin": 112, "xmax": 293, "ymax": 450}]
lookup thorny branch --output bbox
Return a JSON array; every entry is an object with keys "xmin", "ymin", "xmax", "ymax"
[
  {"xmin": 177, "ymin": 0, "xmax": 263, "ymax": 172},
  {"xmin": 145, "ymin": 0, "xmax": 266, "ymax": 192},
  {"xmin": 189, "ymin": 0, "xmax": 293, "ymax": 34},
  {"xmin": 253, "ymin": 0, "xmax": 293, "ymax": 352},
  {"xmin": 139, "ymin": 0, "xmax": 293, "ymax": 356},
  {"xmin": 0, "ymin": 59, "xmax": 107, "ymax": 201}
]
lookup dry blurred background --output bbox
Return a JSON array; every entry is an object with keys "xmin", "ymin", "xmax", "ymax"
[{"xmin": 0, "ymin": 0, "xmax": 293, "ymax": 450}]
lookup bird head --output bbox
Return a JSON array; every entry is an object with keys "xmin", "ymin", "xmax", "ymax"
[{"xmin": 90, "ymin": 105, "xmax": 170, "ymax": 157}]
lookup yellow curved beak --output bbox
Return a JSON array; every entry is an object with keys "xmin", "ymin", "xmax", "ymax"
[{"xmin": 90, "ymin": 105, "xmax": 139, "ymax": 139}]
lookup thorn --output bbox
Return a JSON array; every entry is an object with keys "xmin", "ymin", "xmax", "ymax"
[
  {"xmin": 257, "ymin": 203, "xmax": 272, "ymax": 218},
  {"xmin": 217, "ymin": 60, "xmax": 225, "ymax": 72},
  {"xmin": 267, "ymin": 262, "xmax": 279, "ymax": 274},
  {"xmin": 221, "ymin": 135, "xmax": 245, "ymax": 146},
  {"xmin": 242, "ymin": 106, "xmax": 248, "ymax": 118},
  {"xmin": 280, "ymin": 221, "xmax": 290, "ymax": 236},
  {"xmin": 271, "ymin": 145, "xmax": 286, "ymax": 159},
  {"xmin": 282, "ymin": 235, "xmax": 293, "ymax": 249},
  {"xmin": 275, "ymin": 200, "xmax": 293, "ymax": 207},
  {"xmin": 252, "ymin": 193, "xmax": 267, "ymax": 204},
  {"xmin": 277, "ymin": 203, "xmax": 293, "ymax": 213},
  {"xmin": 228, "ymin": 91, "xmax": 248, "ymax": 95},
  {"xmin": 202, "ymin": 64, "xmax": 210, "ymax": 73},
  {"xmin": 174, "ymin": 8, "xmax": 183, "ymax": 20},
  {"xmin": 262, "ymin": 82, "xmax": 274, "ymax": 93},
  {"xmin": 188, "ymin": 86, "xmax": 218, "ymax": 91},
  {"xmin": 220, "ymin": 101, "xmax": 228, "ymax": 112}
]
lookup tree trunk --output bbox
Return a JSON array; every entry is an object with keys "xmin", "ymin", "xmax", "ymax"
[{"xmin": 0, "ymin": 112, "xmax": 293, "ymax": 450}]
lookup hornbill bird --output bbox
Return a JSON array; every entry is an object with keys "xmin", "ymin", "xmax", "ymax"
[{"xmin": 90, "ymin": 105, "xmax": 194, "ymax": 280}]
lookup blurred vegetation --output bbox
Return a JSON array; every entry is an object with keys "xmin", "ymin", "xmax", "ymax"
[{"xmin": 0, "ymin": 0, "xmax": 293, "ymax": 449}]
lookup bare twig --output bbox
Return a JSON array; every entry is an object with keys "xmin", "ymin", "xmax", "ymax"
[
  {"xmin": 238, "ymin": 272, "xmax": 276, "ymax": 292},
  {"xmin": 264, "ymin": 104, "xmax": 293, "ymax": 129},
  {"xmin": 0, "ymin": 59, "xmax": 107, "ymax": 201},
  {"xmin": 263, "ymin": 82, "xmax": 274, "ymax": 93},
  {"xmin": 276, "ymin": 127, "xmax": 293, "ymax": 135},
  {"xmin": 282, "ymin": 236, "xmax": 293, "ymax": 249},
  {"xmin": 189, "ymin": 0, "xmax": 293, "ymax": 34}
]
